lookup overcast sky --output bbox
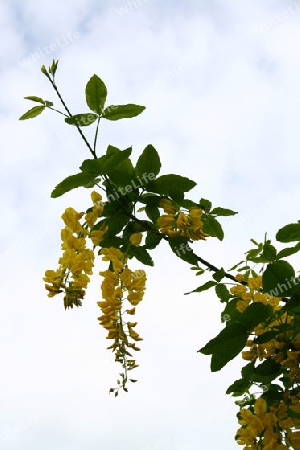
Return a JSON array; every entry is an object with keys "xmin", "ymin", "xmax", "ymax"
[{"xmin": 1, "ymin": 0, "xmax": 300, "ymax": 448}]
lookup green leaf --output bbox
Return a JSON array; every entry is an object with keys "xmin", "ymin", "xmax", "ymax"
[
  {"xmin": 260, "ymin": 243, "xmax": 277, "ymax": 262},
  {"xmin": 221, "ymin": 298, "xmax": 241, "ymax": 324},
  {"xmin": 199, "ymin": 322, "xmax": 248, "ymax": 372},
  {"xmin": 212, "ymin": 268, "xmax": 225, "ymax": 282},
  {"xmin": 105, "ymin": 212, "xmax": 130, "ymax": 236},
  {"xmin": 130, "ymin": 246, "xmax": 154, "ymax": 266},
  {"xmin": 102, "ymin": 104, "xmax": 145, "ymax": 120},
  {"xmin": 108, "ymin": 159, "xmax": 135, "ymax": 187},
  {"xmin": 262, "ymin": 260, "xmax": 295, "ymax": 297},
  {"xmin": 226, "ymin": 379, "xmax": 251, "ymax": 396},
  {"xmin": 51, "ymin": 172, "xmax": 96, "ymax": 198},
  {"xmin": 135, "ymin": 144, "xmax": 161, "ymax": 179},
  {"xmin": 253, "ymin": 331, "xmax": 279, "ymax": 344},
  {"xmin": 251, "ymin": 359, "xmax": 283, "ymax": 383},
  {"xmin": 277, "ymin": 242, "xmax": 300, "ymax": 260},
  {"xmin": 276, "ymin": 222, "xmax": 300, "ymax": 243},
  {"xmin": 145, "ymin": 232, "xmax": 162, "ymax": 249},
  {"xmin": 24, "ymin": 96, "xmax": 45, "ymax": 103},
  {"xmin": 168, "ymin": 237, "xmax": 199, "ymax": 266},
  {"xmin": 199, "ymin": 198, "xmax": 212, "ymax": 212},
  {"xmin": 145, "ymin": 205, "xmax": 160, "ymax": 223},
  {"xmin": 147, "ymin": 175, "xmax": 196, "ymax": 196},
  {"xmin": 215, "ymin": 284, "xmax": 231, "ymax": 303},
  {"xmin": 80, "ymin": 156, "xmax": 107, "ymax": 176},
  {"xmin": 202, "ymin": 216, "xmax": 224, "ymax": 241},
  {"xmin": 185, "ymin": 280, "xmax": 217, "ymax": 295},
  {"xmin": 19, "ymin": 105, "xmax": 45, "ymax": 120},
  {"xmin": 65, "ymin": 113, "xmax": 98, "ymax": 126},
  {"xmin": 288, "ymin": 409, "xmax": 300, "ymax": 419},
  {"xmin": 179, "ymin": 199, "xmax": 199, "ymax": 209},
  {"xmin": 210, "ymin": 207, "xmax": 238, "ymax": 216},
  {"xmin": 104, "ymin": 146, "xmax": 132, "ymax": 172},
  {"xmin": 49, "ymin": 59, "xmax": 58, "ymax": 75},
  {"xmin": 85, "ymin": 74, "xmax": 107, "ymax": 114},
  {"xmin": 229, "ymin": 260, "xmax": 245, "ymax": 271},
  {"xmin": 237, "ymin": 303, "xmax": 273, "ymax": 331}
]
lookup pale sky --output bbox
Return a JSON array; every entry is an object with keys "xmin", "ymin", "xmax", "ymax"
[{"xmin": 1, "ymin": 0, "xmax": 300, "ymax": 448}]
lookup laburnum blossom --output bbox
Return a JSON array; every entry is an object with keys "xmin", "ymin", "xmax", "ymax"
[
  {"xmin": 157, "ymin": 199, "xmax": 209, "ymax": 241},
  {"xmin": 231, "ymin": 274, "xmax": 300, "ymax": 448},
  {"xmin": 43, "ymin": 191, "xmax": 105, "ymax": 309},
  {"xmin": 237, "ymin": 396, "xmax": 300, "ymax": 449},
  {"xmin": 97, "ymin": 246, "xmax": 147, "ymax": 392}
]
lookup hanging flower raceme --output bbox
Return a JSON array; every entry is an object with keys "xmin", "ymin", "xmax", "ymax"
[
  {"xmin": 97, "ymin": 243, "xmax": 147, "ymax": 394},
  {"xmin": 157, "ymin": 198, "xmax": 209, "ymax": 240},
  {"xmin": 230, "ymin": 274, "xmax": 300, "ymax": 449},
  {"xmin": 43, "ymin": 191, "xmax": 105, "ymax": 309}
]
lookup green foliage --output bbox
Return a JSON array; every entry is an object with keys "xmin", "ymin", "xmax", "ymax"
[
  {"xmin": 85, "ymin": 74, "xmax": 107, "ymax": 114},
  {"xmin": 102, "ymin": 104, "xmax": 145, "ymax": 120},
  {"xmin": 19, "ymin": 105, "xmax": 46, "ymax": 120}
]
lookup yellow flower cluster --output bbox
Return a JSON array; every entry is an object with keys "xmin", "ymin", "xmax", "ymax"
[
  {"xmin": 43, "ymin": 191, "xmax": 105, "ymax": 309},
  {"xmin": 237, "ymin": 397, "xmax": 290, "ymax": 449},
  {"xmin": 97, "ymin": 245, "xmax": 147, "ymax": 390},
  {"xmin": 231, "ymin": 276, "xmax": 281, "ymax": 315},
  {"xmin": 231, "ymin": 275, "xmax": 300, "ymax": 448},
  {"xmin": 237, "ymin": 396, "xmax": 300, "ymax": 449},
  {"xmin": 157, "ymin": 199, "xmax": 209, "ymax": 240}
]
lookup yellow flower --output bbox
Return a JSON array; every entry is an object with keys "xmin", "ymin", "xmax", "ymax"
[
  {"xmin": 159, "ymin": 198, "xmax": 176, "ymax": 214},
  {"xmin": 130, "ymin": 232, "xmax": 143, "ymax": 246}
]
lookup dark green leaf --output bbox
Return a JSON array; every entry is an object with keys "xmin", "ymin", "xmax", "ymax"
[
  {"xmin": 251, "ymin": 359, "xmax": 282, "ymax": 383},
  {"xmin": 80, "ymin": 156, "xmax": 107, "ymax": 176},
  {"xmin": 276, "ymin": 222, "xmax": 300, "ymax": 243},
  {"xmin": 104, "ymin": 146, "xmax": 132, "ymax": 172},
  {"xmin": 147, "ymin": 175, "xmax": 196, "ymax": 196},
  {"xmin": 277, "ymin": 243, "xmax": 300, "ymax": 260},
  {"xmin": 199, "ymin": 198, "xmax": 212, "ymax": 212},
  {"xmin": 210, "ymin": 207, "xmax": 238, "ymax": 216},
  {"xmin": 19, "ymin": 105, "xmax": 45, "ymax": 120},
  {"xmin": 65, "ymin": 113, "xmax": 98, "ymax": 127},
  {"xmin": 199, "ymin": 322, "xmax": 247, "ymax": 355},
  {"xmin": 130, "ymin": 246, "xmax": 154, "ymax": 266},
  {"xmin": 168, "ymin": 237, "xmax": 199, "ymax": 266},
  {"xmin": 212, "ymin": 268, "xmax": 225, "ymax": 282},
  {"xmin": 215, "ymin": 283, "xmax": 231, "ymax": 303},
  {"xmin": 85, "ymin": 74, "xmax": 107, "ymax": 114},
  {"xmin": 105, "ymin": 212, "xmax": 130, "ymax": 236},
  {"xmin": 145, "ymin": 232, "xmax": 162, "ymax": 249},
  {"xmin": 288, "ymin": 409, "xmax": 300, "ymax": 419},
  {"xmin": 102, "ymin": 104, "xmax": 145, "ymax": 120},
  {"xmin": 135, "ymin": 144, "xmax": 161, "ymax": 179},
  {"xmin": 262, "ymin": 260, "xmax": 295, "ymax": 297},
  {"xmin": 237, "ymin": 303, "xmax": 273, "ymax": 331},
  {"xmin": 145, "ymin": 205, "xmax": 160, "ymax": 223},
  {"xmin": 51, "ymin": 172, "xmax": 96, "ymax": 198},
  {"xmin": 199, "ymin": 322, "xmax": 248, "ymax": 372},
  {"xmin": 185, "ymin": 280, "xmax": 216, "ymax": 295},
  {"xmin": 261, "ymin": 243, "xmax": 277, "ymax": 262},
  {"xmin": 179, "ymin": 199, "xmax": 199, "ymax": 209},
  {"xmin": 254, "ymin": 331, "xmax": 279, "ymax": 344},
  {"xmin": 202, "ymin": 216, "xmax": 224, "ymax": 241},
  {"xmin": 226, "ymin": 379, "xmax": 251, "ymax": 396},
  {"xmin": 221, "ymin": 298, "xmax": 241, "ymax": 324},
  {"xmin": 108, "ymin": 160, "xmax": 135, "ymax": 187}
]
